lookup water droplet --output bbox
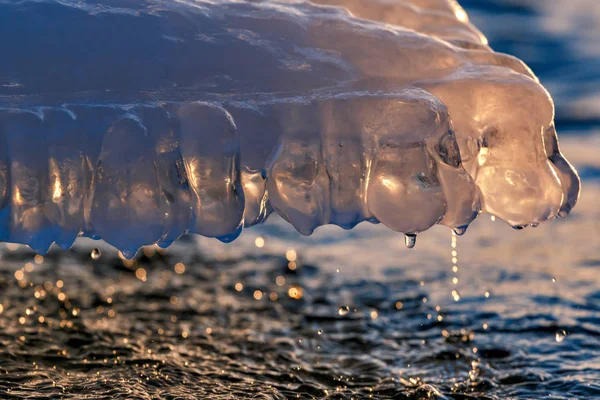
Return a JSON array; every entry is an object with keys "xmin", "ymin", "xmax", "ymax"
[
  {"xmin": 338, "ymin": 306, "xmax": 350, "ymax": 316},
  {"xmin": 452, "ymin": 289, "xmax": 461, "ymax": 302},
  {"xmin": 530, "ymin": 222, "xmax": 539, "ymax": 228},
  {"xmin": 512, "ymin": 224, "xmax": 527, "ymax": 230},
  {"xmin": 453, "ymin": 226, "xmax": 467, "ymax": 236},
  {"xmin": 557, "ymin": 210, "xmax": 569, "ymax": 219},
  {"xmin": 552, "ymin": 277, "xmax": 556, "ymax": 283},
  {"xmin": 404, "ymin": 234, "xmax": 417, "ymax": 249},
  {"xmin": 254, "ymin": 237, "xmax": 265, "ymax": 248},
  {"xmin": 91, "ymin": 249, "xmax": 101, "ymax": 260},
  {"xmin": 555, "ymin": 330, "xmax": 566, "ymax": 343},
  {"xmin": 317, "ymin": 329, "xmax": 323, "ymax": 335}
]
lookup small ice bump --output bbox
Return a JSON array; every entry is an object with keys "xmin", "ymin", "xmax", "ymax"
[
  {"xmin": 543, "ymin": 124, "xmax": 580, "ymax": 216},
  {"xmin": 44, "ymin": 108, "xmax": 92, "ymax": 249},
  {"xmin": 241, "ymin": 167, "xmax": 271, "ymax": 227},
  {"xmin": 132, "ymin": 105, "xmax": 192, "ymax": 247},
  {"xmin": 267, "ymin": 132, "xmax": 326, "ymax": 236},
  {"xmin": 0, "ymin": 110, "xmax": 61, "ymax": 253},
  {"xmin": 169, "ymin": 102, "xmax": 245, "ymax": 241},
  {"xmin": 0, "ymin": 0, "xmax": 580, "ymax": 252},
  {"xmin": 91, "ymin": 114, "xmax": 167, "ymax": 253}
]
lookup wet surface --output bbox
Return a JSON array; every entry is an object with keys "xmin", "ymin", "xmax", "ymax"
[{"xmin": 0, "ymin": 0, "xmax": 599, "ymax": 399}]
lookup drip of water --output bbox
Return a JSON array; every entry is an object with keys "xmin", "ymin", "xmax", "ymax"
[
  {"xmin": 451, "ymin": 231, "xmax": 460, "ymax": 300},
  {"xmin": 91, "ymin": 248, "xmax": 101, "ymax": 260},
  {"xmin": 404, "ymin": 234, "xmax": 417, "ymax": 249},
  {"xmin": 453, "ymin": 226, "xmax": 467, "ymax": 236},
  {"xmin": 338, "ymin": 306, "xmax": 350, "ymax": 316}
]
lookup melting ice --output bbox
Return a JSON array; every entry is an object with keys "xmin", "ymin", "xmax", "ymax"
[{"xmin": 0, "ymin": 0, "xmax": 580, "ymax": 255}]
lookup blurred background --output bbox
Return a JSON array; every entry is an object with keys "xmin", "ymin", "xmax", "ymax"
[{"xmin": 0, "ymin": 0, "xmax": 598, "ymax": 399}]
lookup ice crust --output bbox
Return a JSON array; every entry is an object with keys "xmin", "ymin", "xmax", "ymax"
[{"xmin": 0, "ymin": 0, "xmax": 580, "ymax": 255}]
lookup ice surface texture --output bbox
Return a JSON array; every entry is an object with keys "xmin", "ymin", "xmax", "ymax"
[{"xmin": 0, "ymin": 0, "xmax": 580, "ymax": 255}]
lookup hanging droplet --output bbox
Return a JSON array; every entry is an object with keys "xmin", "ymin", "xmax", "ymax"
[
  {"xmin": 91, "ymin": 249, "xmax": 101, "ymax": 260},
  {"xmin": 530, "ymin": 222, "xmax": 539, "ymax": 228},
  {"xmin": 555, "ymin": 330, "xmax": 566, "ymax": 343},
  {"xmin": 557, "ymin": 210, "xmax": 569, "ymax": 219},
  {"xmin": 453, "ymin": 226, "xmax": 467, "ymax": 236},
  {"xmin": 404, "ymin": 234, "xmax": 417, "ymax": 249},
  {"xmin": 338, "ymin": 306, "xmax": 350, "ymax": 316}
]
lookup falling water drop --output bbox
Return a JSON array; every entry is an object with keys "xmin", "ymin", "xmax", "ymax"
[
  {"xmin": 338, "ymin": 306, "xmax": 350, "ymax": 316},
  {"xmin": 555, "ymin": 330, "xmax": 566, "ymax": 343},
  {"xmin": 404, "ymin": 234, "xmax": 417, "ymax": 249},
  {"xmin": 91, "ymin": 249, "xmax": 101, "ymax": 260},
  {"xmin": 317, "ymin": 329, "xmax": 323, "ymax": 335}
]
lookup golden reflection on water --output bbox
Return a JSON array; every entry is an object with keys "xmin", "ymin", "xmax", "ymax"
[{"xmin": 288, "ymin": 285, "xmax": 303, "ymax": 300}]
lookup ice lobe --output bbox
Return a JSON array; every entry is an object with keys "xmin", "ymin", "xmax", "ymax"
[
  {"xmin": 260, "ymin": 90, "xmax": 474, "ymax": 235},
  {"xmin": 0, "ymin": 0, "xmax": 580, "ymax": 254}
]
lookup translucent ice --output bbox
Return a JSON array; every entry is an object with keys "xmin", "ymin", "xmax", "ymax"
[{"xmin": 0, "ymin": 0, "xmax": 580, "ymax": 254}]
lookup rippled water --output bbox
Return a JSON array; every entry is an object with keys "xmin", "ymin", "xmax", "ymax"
[{"xmin": 1, "ymin": 1, "xmax": 600, "ymax": 399}]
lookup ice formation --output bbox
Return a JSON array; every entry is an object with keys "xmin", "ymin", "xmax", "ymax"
[{"xmin": 0, "ymin": 0, "xmax": 580, "ymax": 255}]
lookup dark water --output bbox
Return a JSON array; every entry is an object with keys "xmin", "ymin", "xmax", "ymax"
[{"xmin": 1, "ymin": 1, "xmax": 600, "ymax": 399}]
